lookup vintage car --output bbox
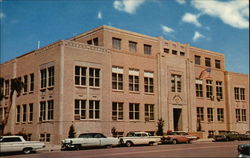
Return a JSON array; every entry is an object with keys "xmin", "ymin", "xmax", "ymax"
[
  {"xmin": 213, "ymin": 131, "xmax": 245, "ymax": 141},
  {"xmin": 61, "ymin": 133, "xmax": 119, "ymax": 150},
  {"xmin": 238, "ymin": 143, "xmax": 250, "ymax": 157},
  {"xmin": 243, "ymin": 131, "xmax": 250, "ymax": 140},
  {"xmin": 161, "ymin": 132, "xmax": 191, "ymax": 144},
  {"xmin": 171, "ymin": 131, "xmax": 199, "ymax": 140},
  {"xmin": 0, "ymin": 136, "xmax": 45, "ymax": 154}
]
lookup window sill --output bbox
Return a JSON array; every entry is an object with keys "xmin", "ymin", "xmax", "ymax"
[
  {"xmin": 196, "ymin": 97, "xmax": 204, "ymax": 99},
  {"xmin": 75, "ymin": 85, "xmax": 87, "ymax": 89},
  {"xmin": 144, "ymin": 92, "xmax": 155, "ymax": 95},
  {"xmin": 89, "ymin": 87, "xmax": 101, "ymax": 90},
  {"xmin": 129, "ymin": 91, "xmax": 140, "ymax": 94},
  {"xmin": 23, "ymin": 92, "xmax": 28, "ymax": 95},
  {"xmin": 129, "ymin": 120, "xmax": 140, "ymax": 122},
  {"xmin": 112, "ymin": 120, "xmax": 124, "ymax": 122},
  {"xmin": 48, "ymin": 87, "xmax": 54, "ymax": 90},
  {"xmin": 112, "ymin": 90, "xmax": 124, "ymax": 93},
  {"xmin": 29, "ymin": 91, "xmax": 34, "ymax": 94}
]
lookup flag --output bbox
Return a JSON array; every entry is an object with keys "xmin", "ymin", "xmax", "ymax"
[{"xmin": 199, "ymin": 68, "xmax": 211, "ymax": 79}]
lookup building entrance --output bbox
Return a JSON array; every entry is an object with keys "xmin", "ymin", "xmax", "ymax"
[{"xmin": 173, "ymin": 108, "xmax": 182, "ymax": 131}]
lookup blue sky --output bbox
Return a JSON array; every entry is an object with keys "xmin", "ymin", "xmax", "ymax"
[{"xmin": 0, "ymin": 0, "xmax": 249, "ymax": 74}]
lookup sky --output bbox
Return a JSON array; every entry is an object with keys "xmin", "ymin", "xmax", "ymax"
[{"xmin": 0, "ymin": 0, "xmax": 249, "ymax": 74}]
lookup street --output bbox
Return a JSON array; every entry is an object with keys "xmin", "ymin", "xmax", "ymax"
[{"xmin": 1, "ymin": 140, "xmax": 249, "ymax": 158}]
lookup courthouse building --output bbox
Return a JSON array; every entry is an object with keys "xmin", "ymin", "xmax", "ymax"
[{"xmin": 0, "ymin": 25, "xmax": 249, "ymax": 144}]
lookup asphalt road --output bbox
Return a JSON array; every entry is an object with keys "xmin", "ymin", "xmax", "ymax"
[{"xmin": 2, "ymin": 140, "xmax": 249, "ymax": 158}]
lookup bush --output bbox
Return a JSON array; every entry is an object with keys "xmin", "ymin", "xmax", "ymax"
[
  {"xmin": 68, "ymin": 124, "xmax": 76, "ymax": 138},
  {"xmin": 156, "ymin": 118, "xmax": 164, "ymax": 136}
]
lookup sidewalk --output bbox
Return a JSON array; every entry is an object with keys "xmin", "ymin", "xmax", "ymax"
[{"xmin": 193, "ymin": 138, "xmax": 214, "ymax": 143}]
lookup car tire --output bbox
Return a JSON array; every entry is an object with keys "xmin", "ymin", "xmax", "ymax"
[
  {"xmin": 23, "ymin": 148, "xmax": 32, "ymax": 154},
  {"xmin": 126, "ymin": 141, "xmax": 133, "ymax": 147},
  {"xmin": 172, "ymin": 139, "xmax": 177, "ymax": 144}
]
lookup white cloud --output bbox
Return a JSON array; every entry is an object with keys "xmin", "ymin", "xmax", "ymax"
[
  {"xmin": 161, "ymin": 25, "xmax": 174, "ymax": 34},
  {"xmin": 97, "ymin": 11, "xmax": 102, "ymax": 19},
  {"xmin": 0, "ymin": 12, "xmax": 5, "ymax": 19},
  {"xmin": 193, "ymin": 31, "xmax": 204, "ymax": 41},
  {"xmin": 182, "ymin": 13, "xmax": 201, "ymax": 27},
  {"xmin": 191, "ymin": 0, "xmax": 249, "ymax": 29},
  {"xmin": 176, "ymin": 0, "xmax": 186, "ymax": 5},
  {"xmin": 113, "ymin": 0, "xmax": 145, "ymax": 14}
]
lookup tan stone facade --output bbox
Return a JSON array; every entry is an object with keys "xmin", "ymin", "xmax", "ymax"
[{"xmin": 0, "ymin": 25, "xmax": 249, "ymax": 144}]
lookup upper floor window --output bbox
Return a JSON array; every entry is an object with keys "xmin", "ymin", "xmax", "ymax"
[
  {"xmin": 129, "ymin": 69, "xmax": 139, "ymax": 92},
  {"xmin": 4, "ymin": 80, "xmax": 9, "ymax": 96},
  {"xmin": 171, "ymin": 74, "xmax": 181, "ymax": 93},
  {"xmin": 172, "ymin": 50, "xmax": 177, "ymax": 55},
  {"xmin": 112, "ymin": 38, "xmax": 121, "ymax": 50},
  {"xmin": 216, "ymin": 81, "xmax": 223, "ymax": 100},
  {"xmin": 48, "ymin": 66, "xmax": 55, "ymax": 87},
  {"xmin": 144, "ymin": 44, "xmax": 152, "ymax": 55},
  {"xmin": 180, "ymin": 52, "xmax": 185, "ymax": 56},
  {"xmin": 215, "ymin": 60, "xmax": 221, "ymax": 69},
  {"xmin": 206, "ymin": 80, "xmax": 213, "ymax": 98},
  {"xmin": 40, "ymin": 66, "xmax": 55, "ymax": 89},
  {"xmin": 129, "ymin": 41, "xmax": 137, "ymax": 53},
  {"xmin": 30, "ymin": 73, "xmax": 34, "ymax": 92},
  {"xmin": 234, "ymin": 87, "xmax": 245, "ymax": 101},
  {"xmin": 89, "ymin": 68, "xmax": 100, "ymax": 87},
  {"xmin": 164, "ymin": 48, "xmax": 169, "ymax": 53},
  {"xmin": 40, "ymin": 69, "xmax": 47, "ymax": 88},
  {"xmin": 144, "ymin": 71, "xmax": 154, "ymax": 93},
  {"xmin": 195, "ymin": 80, "xmax": 203, "ymax": 97},
  {"xmin": 240, "ymin": 88, "xmax": 245, "ymax": 100},
  {"xmin": 39, "ymin": 100, "xmax": 54, "ymax": 121},
  {"xmin": 205, "ymin": 58, "xmax": 211, "ymax": 67},
  {"xmin": 23, "ymin": 75, "xmax": 28, "ymax": 93},
  {"xmin": 112, "ymin": 66, "xmax": 123, "ymax": 90},
  {"xmin": 87, "ymin": 38, "xmax": 99, "ymax": 46},
  {"xmin": 195, "ymin": 55, "xmax": 201, "ymax": 65},
  {"xmin": 75, "ymin": 66, "xmax": 87, "ymax": 86}
]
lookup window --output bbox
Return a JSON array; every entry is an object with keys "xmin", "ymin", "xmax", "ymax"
[
  {"xmin": 129, "ymin": 41, "xmax": 137, "ymax": 52},
  {"xmin": 30, "ymin": 73, "xmax": 34, "ymax": 92},
  {"xmin": 112, "ymin": 38, "xmax": 121, "ymax": 50},
  {"xmin": 75, "ymin": 66, "xmax": 87, "ymax": 86},
  {"xmin": 205, "ymin": 58, "xmax": 211, "ymax": 67},
  {"xmin": 89, "ymin": 100, "xmax": 100, "ymax": 119},
  {"xmin": 180, "ymin": 52, "xmax": 185, "ymax": 56},
  {"xmin": 172, "ymin": 50, "xmax": 177, "ymax": 55},
  {"xmin": 207, "ymin": 108, "xmax": 214, "ymax": 122},
  {"xmin": 234, "ymin": 87, "xmax": 239, "ymax": 100},
  {"xmin": 195, "ymin": 55, "xmax": 201, "ymax": 65},
  {"xmin": 208, "ymin": 131, "xmax": 215, "ymax": 138},
  {"xmin": 234, "ymin": 87, "xmax": 245, "ymax": 101},
  {"xmin": 87, "ymin": 40, "xmax": 92, "ymax": 45},
  {"xmin": 171, "ymin": 74, "xmax": 181, "ymax": 93},
  {"xmin": 40, "ymin": 133, "xmax": 51, "ymax": 142},
  {"xmin": 48, "ymin": 66, "xmax": 54, "ymax": 87},
  {"xmin": 129, "ymin": 103, "xmax": 139, "ymax": 120},
  {"xmin": 236, "ymin": 109, "xmax": 247, "ymax": 122},
  {"xmin": 74, "ymin": 99, "xmax": 86, "ymax": 120},
  {"xmin": 217, "ymin": 108, "xmax": 224, "ymax": 122},
  {"xmin": 23, "ymin": 75, "xmax": 28, "ymax": 93},
  {"xmin": 40, "ymin": 69, "xmax": 47, "ymax": 88},
  {"xmin": 240, "ymin": 88, "xmax": 245, "ymax": 100},
  {"xmin": 144, "ymin": 44, "xmax": 152, "ymax": 55},
  {"xmin": 242, "ymin": 109, "xmax": 246, "ymax": 121},
  {"xmin": 236, "ymin": 109, "xmax": 241, "ymax": 122},
  {"xmin": 145, "ymin": 104, "xmax": 154, "ymax": 121},
  {"xmin": 93, "ymin": 38, "xmax": 98, "ymax": 46},
  {"xmin": 206, "ymin": 80, "xmax": 213, "ymax": 98},
  {"xmin": 47, "ymin": 100, "xmax": 54, "ymax": 120},
  {"xmin": 129, "ymin": 69, "xmax": 139, "ymax": 92},
  {"xmin": 29, "ymin": 103, "xmax": 33, "ymax": 122},
  {"xmin": 112, "ymin": 66, "xmax": 123, "ymax": 90},
  {"xmin": 216, "ymin": 81, "xmax": 223, "ymax": 100},
  {"xmin": 144, "ymin": 72, "xmax": 154, "ymax": 93},
  {"xmin": 4, "ymin": 80, "xmax": 9, "ymax": 96},
  {"xmin": 22, "ymin": 104, "xmax": 27, "ymax": 122},
  {"xmin": 40, "ymin": 101, "xmax": 46, "ymax": 121},
  {"xmin": 16, "ymin": 105, "xmax": 21, "ymax": 122},
  {"xmin": 112, "ymin": 102, "xmax": 123, "ymax": 120},
  {"xmin": 196, "ymin": 107, "xmax": 204, "ymax": 121},
  {"xmin": 215, "ymin": 60, "xmax": 221, "ymax": 69},
  {"xmin": 164, "ymin": 48, "xmax": 169, "ymax": 53},
  {"xmin": 89, "ymin": 68, "xmax": 100, "ymax": 87},
  {"xmin": 196, "ymin": 80, "xmax": 203, "ymax": 97}
]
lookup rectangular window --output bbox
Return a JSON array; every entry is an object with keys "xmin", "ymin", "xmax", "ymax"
[
  {"xmin": 215, "ymin": 60, "xmax": 221, "ymax": 69},
  {"xmin": 242, "ymin": 109, "xmax": 246, "ymax": 122},
  {"xmin": 40, "ymin": 69, "xmax": 47, "ymax": 88},
  {"xmin": 196, "ymin": 81, "xmax": 203, "ymax": 97},
  {"xmin": 40, "ymin": 101, "xmax": 46, "ymax": 121},
  {"xmin": 75, "ymin": 66, "xmax": 87, "ymax": 86},
  {"xmin": 208, "ymin": 131, "xmax": 215, "ymax": 138},
  {"xmin": 129, "ymin": 69, "xmax": 139, "ymax": 92},
  {"xmin": 144, "ymin": 44, "xmax": 152, "ymax": 55},
  {"xmin": 164, "ymin": 48, "xmax": 169, "ymax": 53},
  {"xmin": 144, "ymin": 71, "xmax": 154, "ymax": 93},
  {"xmin": 234, "ymin": 87, "xmax": 239, "ymax": 100},
  {"xmin": 74, "ymin": 99, "xmax": 86, "ymax": 120},
  {"xmin": 30, "ymin": 73, "xmax": 34, "ymax": 92},
  {"xmin": 206, "ymin": 80, "xmax": 213, "ymax": 98},
  {"xmin": 112, "ymin": 38, "xmax": 121, "ymax": 50},
  {"xmin": 129, "ymin": 103, "xmax": 140, "ymax": 120},
  {"xmin": 240, "ymin": 88, "xmax": 245, "ymax": 100},
  {"xmin": 87, "ymin": 40, "xmax": 92, "ymax": 45},
  {"xmin": 29, "ymin": 103, "xmax": 33, "ymax": 122},
  {"xmin": 112, "ymin": 66, "xmax": 123, "ymax": 90},
  {"xmin": 144, "ymin": 104, "xmax": 154, "ymax": 121},
  {"xmin": 89, "ymin": 68, "xmax": 100, "ymax": 87},
  {"xmin": 129, "ymin": 41, "xmax": 137, "ymax": 53},
  {"xmin": 16, "ymin": 105, "xmax": 21, "ymax": 122},
  {"xmin": 40, "ymin": 133, "xmax": 51, "ymax": 142},
  {"xmin": 172, "ymin": 50, "xmax": 177, "ymax": 55},
  {"xmin": 195, "ymin": 55, "xmax": 201, "ymax": 65},
  {"xmin": 236, "ymin": 109, "xmax": 241, "ymax": 122},
  {"xmin": 180, "ymin": 52, "xmax": 185, "ymax": 56},
  {"xmin": 48, "ymin": 66, "xmax": 54, "ymax": 87},
  {"xmin": 112, "ymin": 102, "xmax": 123, "ymax": 120},
  {"xmin": 171, "ymin": 74, "xmax": 181, "ymax": 93},
  {"xmin": 196, "ymin": 107, "xmax": 204, "ymax": 121},
  {"xmin": 23, "ymin": 75, "xmax": 28, "ymax": 93},
  {"xmin": 4, "ymin": 80, "xmax": 9, "ymax": 96},
  {"xmin": 205, "ymin": 57, "xmax": 211, "ymax": 67},
  {"xmin": 93, "ymin": 38, "xmax": 99, "ymax": 46},
  {"xmin": 89, "ymin": 100, "xmax": 100, "ymax": 119},
  {"xmin": 216, "ymin": 81, "xmax": 223, "ymax": 100},
  {"xmin": 207, "ymin": 108, "xmax": 214, "ymax": 122},
  {"xmin": 217, "ymin": 108, "xmax": 224, "ymax": 122},
  {"xmin": 22, "ymin": 104, "xmax": 27, "ymax": 122},
  {"xmin": 47, "ymin": 100, "xmax": 54, "ymax": 120}
]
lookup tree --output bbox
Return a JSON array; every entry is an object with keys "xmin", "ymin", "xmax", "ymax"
[
  {"xmin": 68, "ymin": 124, "xmax": 76, "ymax": 138},
  {"xmin": 0, "ymin": 78, "xmax": 24, "ymax": 135},
  {"xmin": 156, "ymin": 118, "xmax": 164, "ymax": 136}
]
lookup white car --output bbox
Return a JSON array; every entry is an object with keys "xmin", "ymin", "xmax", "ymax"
[
  {"xmin": 0, "ymin": 136, "xmax": 45, "ymax": 154},
  {"xmin": 61, "ymin": 133, "xmax": 119, "ymax": 150}
]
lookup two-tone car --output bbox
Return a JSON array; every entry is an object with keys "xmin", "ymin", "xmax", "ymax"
[{"xmin": 238, "ymin": 143, "xmax": 250, "ymax": 158}]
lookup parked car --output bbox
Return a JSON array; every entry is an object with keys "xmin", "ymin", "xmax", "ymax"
[
  {"xmin": 171, "ymin": 131, "xmax": 199, "ymax": 140},
  {"xmin": 243, "ymin": 131, "xmax": 250, "ymax": 140},
  {"xmin": 119, "ymin": 132, "xmax": 161, "ymax": 147},
  {"xmin": 161, "ymin": 132, "xmax": 191, "ymax": 144},
  {"xmin": 0, "ymin": 136, "xmax": 45, "ymax": 154},
  {"xmin": 61, "ymin": 133, "xmax": 119, "ymax": 150},
  {"xmin": 213, "ymin": 131, "xmax": 244, "ymax": 141},
  {"xmin": 238, "ymin": 143, "xmax": 250, "ymax": 157}
]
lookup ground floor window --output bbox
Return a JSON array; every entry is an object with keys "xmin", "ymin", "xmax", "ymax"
[
  {"xmin": 40, "ymin": 133, "xmax": 51, "ymax": 142},
  {"xmin": 208, "ymin": 130, "xmax": 215, "ymax": 138}
]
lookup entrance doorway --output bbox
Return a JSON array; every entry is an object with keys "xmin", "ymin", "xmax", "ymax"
[{"xmin": 173, "ymin": 108, "xmax": 182, "ymax": 131}]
